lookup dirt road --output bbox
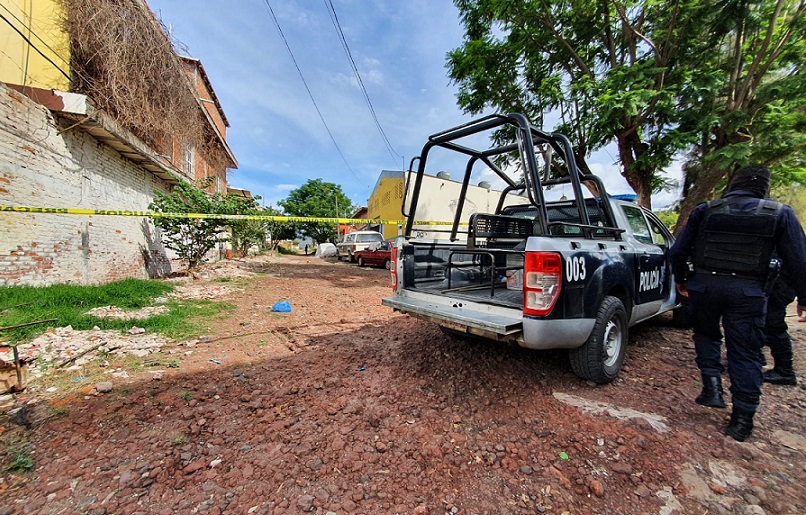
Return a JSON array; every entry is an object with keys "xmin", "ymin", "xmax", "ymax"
[{"xmin": 1, "ymin": 254, "xmax": 804, "ymax": 514}]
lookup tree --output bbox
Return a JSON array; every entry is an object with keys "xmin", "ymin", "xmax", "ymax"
[
  {"xmin": 278, "ymin": 179, "xmax": 354, "ymax": 244},
  {"xmin": 673, "ymin": 0, "xmax": 806, "ymax": 231},
  {"xmin": 263, "ymin": 204, "xmax": 298, "ymax": 252},
  {"xmin": 226, "ymin": 195, "xmax": 268, "ymax": 258},
  {"xmin": 149, "ymin": 181, "xmax": 229, "ymax": 271},
  {"xmin": 448, "ymin": 0, "xmax": 704, "ymax": 208}
]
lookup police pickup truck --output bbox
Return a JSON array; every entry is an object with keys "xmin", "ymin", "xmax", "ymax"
[{"xmin": 382, "ymin": 113, "xmax": 680, "ymax": 384}]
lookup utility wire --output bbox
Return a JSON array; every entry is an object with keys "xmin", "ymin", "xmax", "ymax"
[
  {"xmin": 0, "ymin": 4, "xmax": 96, "ymax": 93},
  {"xmin": 261, "ymin": 0, "xmax": 365, "ymax": 187},
  {"xmin": 323, "ymin": 0, "xmax": 402, "ymax": 166},
  {"xmin": 0, "ymin": 10, "xmax": 71, "ymax": 82},
  {"xmin": 0, "ymin": 2, "xmax": 71, "ymax": 70}
]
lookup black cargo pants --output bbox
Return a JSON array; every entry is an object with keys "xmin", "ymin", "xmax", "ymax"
[{"xmin": 687, "ymin": 274, "xmax": 766, "ymax": 412}]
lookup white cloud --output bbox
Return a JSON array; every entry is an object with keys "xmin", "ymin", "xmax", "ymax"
[{"xmin": 363, "ymin": 68, "xmax": 384, "ymax": 85}]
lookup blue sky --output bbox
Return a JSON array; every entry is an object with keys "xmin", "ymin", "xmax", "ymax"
[{"xmin": 147, "ymin": 0, "xmax": 682, "ymax": 211}]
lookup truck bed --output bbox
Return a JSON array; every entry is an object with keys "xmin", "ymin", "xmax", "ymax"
[
  {"xmin": 415, "ymin": 277, "xmax": 524, "ymax": 308},
  {"xmin": 402, "ymin": 241, "xmax": 525, "ymax": 309}
]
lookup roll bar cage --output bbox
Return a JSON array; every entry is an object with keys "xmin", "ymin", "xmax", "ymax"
[{"xmin": 402, "ymin": 113, "xmax": 621, "ymax": 240}]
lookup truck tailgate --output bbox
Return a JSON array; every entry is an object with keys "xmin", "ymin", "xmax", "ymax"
[{"xmin": 382, "ymin": 292, "xmax": 523, "ymax": 335}]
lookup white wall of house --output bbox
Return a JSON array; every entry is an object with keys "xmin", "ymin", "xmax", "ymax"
[
  {"xmin": 0, "ymin": 84, "xmax": 175, "ymax": 286},
  {"xmin": 406, "ymin": 172, "xmax": 527, "ymax": 240}
]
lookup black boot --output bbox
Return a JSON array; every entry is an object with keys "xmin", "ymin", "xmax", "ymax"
[
  {"xmin": 695, "ymin": 375, "xmax": 726, "ymax": 409},
  {"xmin": 763, "ymin": 350, "xmax": 797, "ymax": 385},
  {"xmin": 763, "ymin": 367, "xmax": 797, "ymax": 385},
  {"xmin": 725, "ymin": 407, "xmax": 755, "ymax": 442}
]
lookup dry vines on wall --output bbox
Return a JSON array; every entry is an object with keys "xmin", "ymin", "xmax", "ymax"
[{"xmin": 58, "ymin": 0, "xmax": 228, "ymax": 172}]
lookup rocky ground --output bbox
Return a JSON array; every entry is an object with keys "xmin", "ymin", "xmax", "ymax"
[{"xmin": 0, "ymin": 253, "xmax": 804, "ymax": 515}]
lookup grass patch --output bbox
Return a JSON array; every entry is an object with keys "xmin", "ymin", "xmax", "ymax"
[
  {"xmin": 3, "ymin": 436, "xmax": 34, "ymax": 472},
  {"xmin": 0, "ymin": 278, "xmax": 234, "ymax": 344},
  {"xmin": 50, "ymin": 405, "xmax": 68, "ymax": 417},
  {"xmin": 276, "ymin": 244, "xmax": 296, "ymax": 255}
]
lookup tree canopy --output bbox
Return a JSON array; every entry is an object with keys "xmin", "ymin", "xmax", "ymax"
[
  {"xmin": 673, "ymin": 0, "xmax": 806, "ymax": 229},
  {"xmin": 278, "ymin": 179, "xmax": 354, "ymax": 244},
  {"xmin": 447, "ymin": 0, "xmax": 806, "ymax": 216}
]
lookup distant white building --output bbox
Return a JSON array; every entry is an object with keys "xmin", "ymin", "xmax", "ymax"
[{"xmin": 367, "ymin": 170, "xmax": 526, "ymax": 241}]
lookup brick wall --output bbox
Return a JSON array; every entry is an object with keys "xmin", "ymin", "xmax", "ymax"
[{"xmin": 0, "ymin": 84, "xmax": 177, "ymax": 286}]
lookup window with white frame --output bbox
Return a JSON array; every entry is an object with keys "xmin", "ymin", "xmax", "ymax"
[{"xmin": 185, "ymin": 144, "xmax": 195, "ymax": 176}]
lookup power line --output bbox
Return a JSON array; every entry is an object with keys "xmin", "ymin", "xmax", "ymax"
[
  {"xmin": 323, "ymin": 0, "xmax": 402, "ymax": 166},
  {"xmin": 0, "ymin": 10, "xmax": 71, "ymax": 82},
  {"xmin": 261, "ymin": 0, "xmax": 366, "ymax": 187},
  {"xmin": 0, "ymin": 2, "xmax": 71, "ymax": 70}
]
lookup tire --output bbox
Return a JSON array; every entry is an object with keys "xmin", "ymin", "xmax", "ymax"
[
  {"xmin": 384, "ymin": 259, "xmax": 391, "ymax": 270},
  {"xmin": 569, "ymin": 296, "xmax": 628, "ymax": 384},
  {"xmin": 358, "ymin": 256, "xmax": 365, "ymax": 267},
  {"xmin": 349, "ymin": 251, "xmax": 356, "ymax": 263}
]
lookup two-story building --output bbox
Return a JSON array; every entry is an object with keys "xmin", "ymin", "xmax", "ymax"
[{"xmin": 0, "ymin": 0, "xmax": 237, "ymax": 285}]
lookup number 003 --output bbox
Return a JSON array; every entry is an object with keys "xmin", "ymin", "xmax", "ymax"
[{"xmin": 565, "ymin": 256, "xmax": 586, "ymax": 282}]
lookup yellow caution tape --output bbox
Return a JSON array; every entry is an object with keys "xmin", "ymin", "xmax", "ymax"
[{"xmin": 0, "ymin": 205, "xmax": 463, "ymax": 226}]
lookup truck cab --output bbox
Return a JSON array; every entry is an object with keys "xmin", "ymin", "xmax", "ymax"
[{"xmin": 382, "ymin": 113, "xmax": 680, "ymax": 383}]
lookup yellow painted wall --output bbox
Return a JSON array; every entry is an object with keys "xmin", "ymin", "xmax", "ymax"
[
  {"xmin": 368, "ymin": 173, "xmax": 407, "ymax": 239},
  {"xmin": 0, "ymin": 0, "xmax": 70, "ymax": 91},
  {"xmin": 367, "ymin": 171, "xmax": 527, "ymax": 241}
]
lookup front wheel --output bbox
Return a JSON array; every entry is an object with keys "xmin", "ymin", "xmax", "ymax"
[
  {"xmin": 384, "ymin": 259, "xmax": 391, "ymax": 270},
  {"xmin": 569, "ymin": 296, "xmax": 628, "ymax": 384},
  {"xmin": 358, "ymin": 256, "xmax": 365, "ymax": 267}
]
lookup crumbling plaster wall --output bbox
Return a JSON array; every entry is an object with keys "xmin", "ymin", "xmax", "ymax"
[{"xmin": 0, "ymin": 84, "xmax": 174, "ymax": 286}]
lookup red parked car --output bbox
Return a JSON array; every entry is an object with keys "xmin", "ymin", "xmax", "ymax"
[{"xmin": 354, "ymin": 240, "xmax": 393, "ymax": 269}]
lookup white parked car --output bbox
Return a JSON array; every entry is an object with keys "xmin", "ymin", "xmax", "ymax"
[
  {"xmin": 336, "ymin": 231, "xmax": 384, "ymax": 262},
  {"xmin": 314, "ymin": 242, "xmax": 337, "ymax": 258}
]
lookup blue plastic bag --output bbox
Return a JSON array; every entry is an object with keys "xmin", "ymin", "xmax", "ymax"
[{"xmin": 272, "ymin": 300, "xmax": 292, "ymax": 313}]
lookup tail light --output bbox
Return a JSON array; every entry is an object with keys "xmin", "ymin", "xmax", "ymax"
[
  {"xmin": 523, "ymin": 252, "xmax": 562, "ymax": 316},
  {"xmin": 390, "ymin": 243, "xmax": 398, "ymax": 291}
]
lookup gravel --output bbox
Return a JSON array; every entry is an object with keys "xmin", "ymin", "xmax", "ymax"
[{"xmin": 1, "ymin": 253, "xmax": 804, "ymax": 514}]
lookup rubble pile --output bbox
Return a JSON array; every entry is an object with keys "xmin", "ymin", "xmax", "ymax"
[
  {"xmin": 169, "ymin": 283, "xmax": 232, "ymax": 300},
  {"xmin": 84, "ymin": 305, "xmax": 169, "ymax": 319},
  {"xmin": 0, "ymin": 325, "xmax": 170, "ymax": 380}
]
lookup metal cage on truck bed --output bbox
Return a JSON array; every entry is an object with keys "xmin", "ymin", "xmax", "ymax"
[{"xmin": 401, "ymin": 113, "xmax": 624, "ymax": 243}]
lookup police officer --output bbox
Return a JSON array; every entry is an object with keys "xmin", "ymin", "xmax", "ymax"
[
  {"xmin": 669, "ymin": 164, "xmax": 806, "ymax": 442},
  {"xmin": 763, "ymin": 271, "xmax": 798, "ymax": 385}
]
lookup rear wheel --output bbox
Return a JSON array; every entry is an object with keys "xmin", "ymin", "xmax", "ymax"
[
  {"xmin": 358, "ymin": 256, "xmax": 365, "ymax": 267},
  {"xmin": 569, "ymin": 296, "xmax": 628, "ymax": 384},
  {"xmin": 384, "ymin": 259, "xmax": 391, "ymax": 270},
  {"xmin": 349, "ymin": 251, "xmax": 356, "ymax": 263}
]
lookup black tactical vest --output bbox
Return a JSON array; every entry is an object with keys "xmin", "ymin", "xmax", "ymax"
[{"xmin": 692, "ymin": 197, "xmax": 782, "ymax": 278}]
